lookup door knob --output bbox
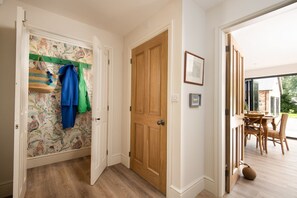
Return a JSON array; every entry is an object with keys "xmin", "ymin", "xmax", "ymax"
[
  {"xmin": 157, "ymin": 119, "xmax": 165, "ymax": 126},
  {"xmin": 96, "ymin": 118, "xmax": 100, "ymax": 121}
]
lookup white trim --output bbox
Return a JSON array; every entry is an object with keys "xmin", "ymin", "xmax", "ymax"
[
  {"xmin": 215, "ymin": 1, "xmax": 297, "ymax": 197},
  {"xmin": 0, "ymin": 180, "xmax": 13, "ymax": 197},
  {"xmin": 204, "ymin": 176, "xmax": 216, "ymax": 197},
  {"xmin": 27, "ymin": 147, "xmax": 91, "ymax": 169},
  {"xmin": 28, "ymin": 25, "xmax": 92, "ymax": 49},
  {"xmin": 105, "ymin": 46, "xmax": 114, "ymax": 168},
  {"xmin": 126, "ymin": 21, "xmax": 174, "ymax": 195},
  {"xmin": 166, "ymin": 20, "xmax": 174, "ymax": 196},
  {"xmin": 169, "ymin": 176, "xmax": 204, "ymax": 198},
  {"xmin": 121, "ymin": 154, "xmax": 129, "ymax": 167},
  {"xmin": 108, "ymin": 154, "xmax": 121, "ymax": 166}
]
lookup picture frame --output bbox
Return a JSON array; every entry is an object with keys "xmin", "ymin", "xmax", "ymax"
[
  {"xmin": 189, "ymin": 93, "xmax": 201, "ymax": 107},
  {"xmin": 184, "ymin": 51, "xmax": 205, "ymax": 85}
]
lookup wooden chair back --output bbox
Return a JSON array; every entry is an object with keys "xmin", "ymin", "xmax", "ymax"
[
  {"xmin": 279, "ymin": 113, "xmax": 289, "ymax": 138},
  {"xmin": 244, "ymin": 113, "xmax": 264, "ymax": 130}
]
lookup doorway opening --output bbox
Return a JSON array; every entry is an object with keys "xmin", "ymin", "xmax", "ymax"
[
  {"xmin": 222, "ymin": 2, "xmax": 297, "ymax": 196},
  {"xmin": 14, "ymin": 11, "xmax": 111, "ymax": 196},
  {"xmin": 246, "ymin": 74, "xmax": 297, "ymax": 139}
]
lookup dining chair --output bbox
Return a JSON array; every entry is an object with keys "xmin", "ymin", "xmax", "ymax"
[
  {"xmin": 244, "ymin": 114, "xmax": 264, "ymax": 155},
  {"xmin": 266, "ymin": 113, "xmax": 289, "ymax": 155}
]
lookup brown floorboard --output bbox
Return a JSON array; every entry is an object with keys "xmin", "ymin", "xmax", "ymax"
[
  {"xmin": 26, "ymin": 138, "xmax": 297, "ymax": 198},
  {"xmin": 25, "ymin": 157, "xmax": 165, "ymax": 198},
  {"xmin": 197, "ymin": 138, "xmax": 297, "ymax": 198}
]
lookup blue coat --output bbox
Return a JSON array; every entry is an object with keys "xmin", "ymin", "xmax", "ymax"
[{"xmin": 58, "ymin": 64, "xmax": 78, "ymax": 129}]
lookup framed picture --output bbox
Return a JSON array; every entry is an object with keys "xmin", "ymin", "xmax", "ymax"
[
  {"xmin": 189, "ymin": 93, "xmax": 201, "ymax": 107},
  {"xmin": 184, "ymin": 51, "xmax": 205, "ymax": 85}
]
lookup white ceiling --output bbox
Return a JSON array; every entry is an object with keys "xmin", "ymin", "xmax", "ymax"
[
  {"xmin": 232, "ymin": 8, "xmax": 297, "ymax": 71},
  {"xmin": 194, "ymin": 0, "xmax": 224, "ymax": 10},
  {"xmin": 20, "ymin": 0, "xmax": 225, "ymax": 36},
  {"xmin": 20, "ymin": 0, "xmax": 172, "ymax": 35}
]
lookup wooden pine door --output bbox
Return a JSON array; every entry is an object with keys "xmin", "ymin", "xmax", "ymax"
[
  {"xmin": 225, "ymin": 34, "xmax": 245, "ymax": 193},
  {"xmin": 130, "ymin": 31, "xmax": 168, "ymax": 194}
]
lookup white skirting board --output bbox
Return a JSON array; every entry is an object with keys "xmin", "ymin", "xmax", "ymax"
[
  {"xmin": 168, "ymin": 176, "xmax": 214, "ymax": 198},
  {"xmin": 27, "ymin": 147, "xmax": 91, "ymax": 169},
  {"xmin": 108, "ymin": 154, "xmax": 121, "ymax": 166},
  {"xmin": 204, "ymin": 176, "xmax": 216, "ymax": 196},
  {"xmin": 121, "ymin": 154, "xmax": 129, "ymax": 168},
  {"xmin": 0, "ymin": 180, "xmax": 13, "ymax": 198},
  {"xmin": 169, "ymin": 176, "xmax": 204, "ymax": 198}
]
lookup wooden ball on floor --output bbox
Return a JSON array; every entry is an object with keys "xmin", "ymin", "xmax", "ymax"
[{"xmin": 242, "ymin": 166, "xmax": 256, "ymax": 180}]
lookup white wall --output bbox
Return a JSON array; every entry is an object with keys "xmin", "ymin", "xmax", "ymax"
[
  {"xmin": 122, "ymin": 0, "xmax": 183, "ymax": 196},
  {"xmin": 181, "ymin": 0, "xmax": 206, "ymax": 196},
  {"xmin": 205, "ymin": 0, "xmax": 288, "ymax": 196},
  {"xmin": 0, "ymin": 0, "xmax": 123, "ymax": 196}
]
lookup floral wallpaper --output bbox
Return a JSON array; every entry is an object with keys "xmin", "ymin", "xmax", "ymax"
[{"xmin": 27, "ymin": 35, "xmax": 93, "ymax": 157}]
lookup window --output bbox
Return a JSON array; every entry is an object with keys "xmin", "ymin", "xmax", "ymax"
[
  {"xmin": 275, "ymin": 97, "xmax": 280, "ymax": 116},
  {"xmin": 271, "ymin": 96, "xmax": 275, "ymax": 115}
]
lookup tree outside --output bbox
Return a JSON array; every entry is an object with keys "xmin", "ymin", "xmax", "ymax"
[{"xmin": 281, "ymin": 75, "xmax": 297, "ymax": 114}]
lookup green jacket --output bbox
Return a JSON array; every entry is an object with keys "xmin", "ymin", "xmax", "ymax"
[{"xmin": 78, "ymin": 64, "xmax": 91, "ymax": 113}]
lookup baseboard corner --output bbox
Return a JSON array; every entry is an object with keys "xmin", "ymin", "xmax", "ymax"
[
  {"xmin": 108, "ymin": 154, "xmax": 121, "ymax": 166},
  {"xmin": 204, "ymin": 176, "xmax": 216, "ymax": 196},
  {"xmin": 120, "ymin": 154, "xmax": 129, "ymax": 168}
]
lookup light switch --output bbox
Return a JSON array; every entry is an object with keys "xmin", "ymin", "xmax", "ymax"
[{"xmin": 171, "ymin": 94, "xmax": 179, "ymax": 102}]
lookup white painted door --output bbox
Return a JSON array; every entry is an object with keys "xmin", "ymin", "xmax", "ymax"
[
  {"xmin": 14, "ymin": 7, "xmax": 29, "ymax": 198},
  {"xmin": 90, "ymin": 37, "xmax": 108, "ymax": 185}
]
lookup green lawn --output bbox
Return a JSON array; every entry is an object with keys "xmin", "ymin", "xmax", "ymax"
[{"xmin": 281, "ymin": 112, "xmax": 297, "ymax": 118}]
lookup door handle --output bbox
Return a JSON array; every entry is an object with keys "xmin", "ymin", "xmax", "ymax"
[
  {"xmin": 157, "ymin": 119, "xmax": 165, "ymax": 126},
  {"xmin": 96, "ymin": 118, "xmax": 100, "ymax": 121}
]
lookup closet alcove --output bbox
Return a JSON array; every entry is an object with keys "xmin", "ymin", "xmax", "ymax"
[{"xmin": 27, "ymin": 34, "xmax": 93, "ymax": 168}]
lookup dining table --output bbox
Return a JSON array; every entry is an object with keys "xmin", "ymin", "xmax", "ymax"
[{"xmin": 244, "ymin": 113, "xmax": 277, "ymax": 154}]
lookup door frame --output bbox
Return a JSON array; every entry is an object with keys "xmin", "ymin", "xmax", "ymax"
[
  {"xmin": 215, "ymin": 2, "xmax": 297, "ymax": 196},
  {"xmin": 126, "ymin": 22, "xmax": 174, "ymax": 194}
]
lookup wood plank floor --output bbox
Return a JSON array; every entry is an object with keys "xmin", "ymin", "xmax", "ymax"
[
  {"xmin": 26, "ymin": 138, "xmax": 297, "ymax": 198},
  {"xmin": 197, "ymin": 138, "xmax": 297, "ymax": 198},
  {"xmin": 25, "ymin": 157, "xmax": 165, "ymax": 198}
]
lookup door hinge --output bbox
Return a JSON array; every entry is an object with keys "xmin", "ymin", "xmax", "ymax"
[
  {"xmin": 106, "ymin": 150, "xmax": 108, "ymax": 155},
  {"xmin": 226, "ymin": 46, "xmax": 230, "ymax": 52},
  {"xmin": 130, "ymin": 58, "xmax": 132, "ymax": 64},
  {"xmin": 107, "ymin": 105, "xmax": 109, "ymax": 111},
  {"xmin": 225, "ymin": 164, "xmax": 229, "ymax": 176},
  {"xmin": 225, "ymin": 109, "xmax": 229, "ymax": 116},
  {"xmin": 129, "ymin": 151, "xmax": 131, "ymax": 157},
  {"xmin": 23, "ymin": 10, "xmax": 27, "ymax": 23},
  {"xmin": 108, "ymin": 59, "xmax": 110, "ymax": 65},
  {"xmin": 130, "ymin": 106, "xmax": 132, "ymax": 111}
]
